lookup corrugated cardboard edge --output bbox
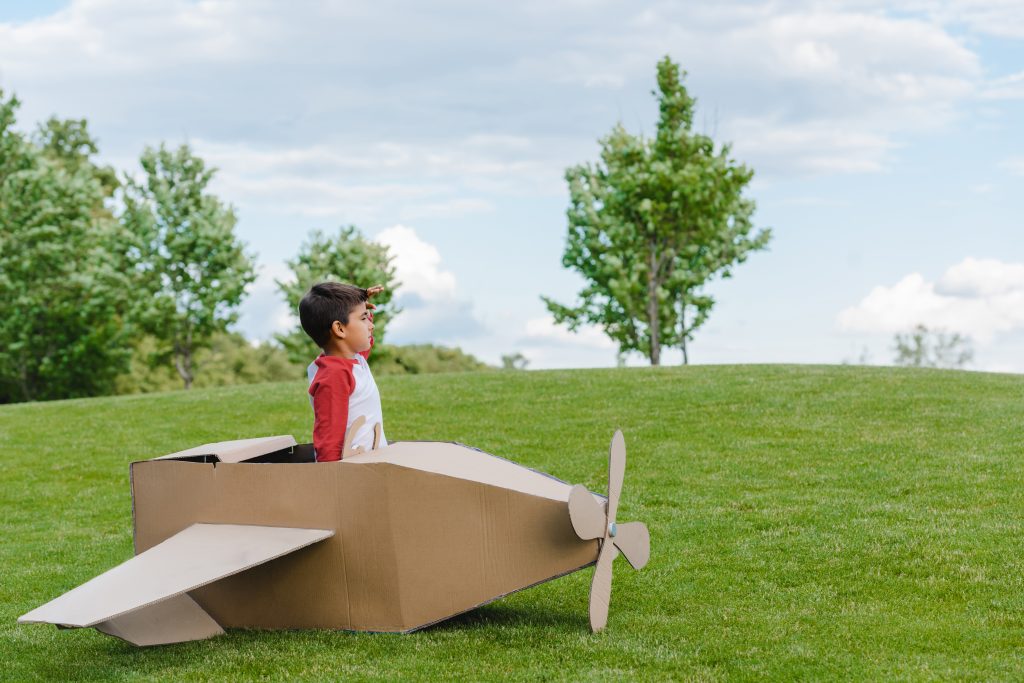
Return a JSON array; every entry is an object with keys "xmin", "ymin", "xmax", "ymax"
[{"xmin": 151, "ymin": 435, "xmax": 298, "ymax": 464}]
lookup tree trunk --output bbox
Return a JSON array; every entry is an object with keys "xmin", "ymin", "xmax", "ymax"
[
  {"xmin": 680, "ymin": 302, "xmax": 689, "ymax": 365},
  {"xmin": 647, "ymin": 240, "xmax": 661, "ymax": 366},
  {"xmin": 174, "ymin": 329, "xmax": 194, "ymax": 390},
  {"xmin": 174, "ymin": 351, "xmax": 193, "ymax": 390},
  {"xmin": 17, "ymin": 358, "xmax": 32, "ymax": 402}
]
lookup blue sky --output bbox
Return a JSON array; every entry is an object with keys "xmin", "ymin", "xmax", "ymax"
[{"xmin": 2, "ymin": 1, "xmax": 1022, "ymax": 370}]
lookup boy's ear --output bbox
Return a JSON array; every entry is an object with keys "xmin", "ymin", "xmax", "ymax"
[{"xmin": 331, "ymin": 320, "xmax": 346, "ymax": 339}]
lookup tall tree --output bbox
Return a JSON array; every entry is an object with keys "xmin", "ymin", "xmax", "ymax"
[
  {"xmin": 0, "ymin": 91, "xmax": 133, "ymax": 402},
  {"xmin": 276, "ymin": 226, "xmax": 400, "ymax": 366},
  {"xmin": 543, "ymin": 56, "xmax": 770, "ymax": 365},
  {"xmin": 120, "ymin": 144, "xmax": 256, "ymax": 389}
]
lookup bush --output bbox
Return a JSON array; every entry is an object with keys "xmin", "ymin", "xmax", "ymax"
[
  {"xmin": 115, "ymin": 332, "xmax": 304, "ymax": 394},
  {"xmin": 370, "ymin": 344, "xmax": 492, "ymax": 376}
]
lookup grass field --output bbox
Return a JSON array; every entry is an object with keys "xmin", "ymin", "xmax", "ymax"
[{"xmin": 2, "ymin": 365, "xmax": 1023, "ymax": 681}]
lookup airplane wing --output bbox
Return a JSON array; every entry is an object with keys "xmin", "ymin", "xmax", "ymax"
[{"xmin": 19, "ymin": 523, "xmax": 333, "ymax": 646}]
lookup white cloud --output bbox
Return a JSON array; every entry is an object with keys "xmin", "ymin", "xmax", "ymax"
[
  {"xmin": 727, "ymin": 119, "xmax": 896, "ymax": 174},
  {"xmin": 937, "ymin": 257, "xmax": 1024, "ymax": 296},
  {"xmin": 837, "ymin": 258, "xmax": 1024, "ymax": 343},
  {"xmin": 186, "ymin": 137, "xmax": 558, "ymax": 223},
  {"xmin": 981, "ymin": 70, "xmax": 1024, "ymax": 99},
  {"xmin": 518, "ymin": 321, "xmax": 617, "ymax": 370},
  {"xmin": 375, "ymin": 225, "xmax": 457, "ymax": 302},
  {"xmin": 235, "ymin": 259, "xmax": 295, "ymax": 341},
  {"xmin": 398, "ymin": 198, "xmax": 494, "ymax": 221},
  {"xmin": 0, "ymin": 0, "xmax": 991, "ymax": 183},
  {"xmin": 233, "ymin": 225, "xmax": 486, "ymax": 344},
  {"xmin": 704, "ymin": 11, "xmax": 979, "ymax": 174},
  {"xmin": 372, "ymin": 225, "xmax": 486, "ymax": 344},
  {"xmin": 522, "ymin": 316, "xmax": 617, "ymax": 350},
  {"xmin": 916, "ymin": 0, "xmax": 1024, "ymax": 40}
]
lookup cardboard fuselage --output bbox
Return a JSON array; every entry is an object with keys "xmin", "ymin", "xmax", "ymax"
[{"xmin": 130, "ymin": 438, "xmax": 600, "ymax": 633}]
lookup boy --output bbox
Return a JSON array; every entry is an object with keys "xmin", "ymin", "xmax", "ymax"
[{"xmin": 299, "ymin": 282, "xmax": 386, "ymax": 461}]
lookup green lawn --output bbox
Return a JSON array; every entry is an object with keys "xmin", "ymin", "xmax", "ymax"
[{"xmin": 2, "ymin": 365, "xmax": 1023, "ymax": 681}]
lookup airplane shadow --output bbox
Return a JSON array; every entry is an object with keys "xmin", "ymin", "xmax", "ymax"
[{"xmin": 428, "ymin": 603, "xmax": 588, "ymax": 632}]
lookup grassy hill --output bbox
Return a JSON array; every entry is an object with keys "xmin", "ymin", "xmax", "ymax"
[{"xmin": 2, "ymin": 365, "xmax": 1023, "ymax": 681}]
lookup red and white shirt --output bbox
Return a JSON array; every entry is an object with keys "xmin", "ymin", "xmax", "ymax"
[{"xmin": 307, "ymin": 345, "xmax": 386, "ymax": 461}]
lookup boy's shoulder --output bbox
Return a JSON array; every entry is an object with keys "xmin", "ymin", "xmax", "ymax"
[{"xmin": 308, "ymin": 355, "xmax": 358, "ymax": 385}]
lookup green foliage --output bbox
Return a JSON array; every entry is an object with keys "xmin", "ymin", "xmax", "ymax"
[
  {"xmin": 893, "ymin": 324, "xmax": 974, "ymax": 369},
  {"xmin": 0, "ymin": 90, "xmax": 133, "ymax": 402},
  {"xmin": 501, "ymin": 352, "xmax": 530, "ymax": 370},
  {"xmin": 275, "ymin": 226, "xmax": 400, "ymax": 366},
  {"xmin": 33, "ymin": 117, "xmax": 119, "ymax": 199},
  {"xmin": 4, "ymin": 366, "xmax": 1024, "ymax": 679},
  {"xmin": 120, "ymin": 144, "xmax": 257, "ymax": 389},
  {"xmin": 115, "ymin": 332, "xmax": 304, "ymax": 394},
  {"xmin": 544, "ymin": 56, "xmax": 770, "ymax": 365},
  {"xmin": 371, "ymin": 343, "xmax": 491, "ymax": 375}
]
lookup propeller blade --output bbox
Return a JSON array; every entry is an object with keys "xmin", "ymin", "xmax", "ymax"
[
  {"xmin": 589, "ymin": 542, "xmax": 619, "ymax": 632},
  {"xmin": 612, "ymin": 522, "xmax": 649, "ymax": 570},
  {"xmin": 606, "ymin": 430, "xmax": 626, "ymax": 525},
  {"xmin": 568, "ymin": 484, "xmax": 607, "ymax": 540}
]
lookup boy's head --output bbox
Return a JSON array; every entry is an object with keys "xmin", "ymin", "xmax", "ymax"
[{"xmin": 299, "ymin": 282, "xmax": 369, "ymax": 349}]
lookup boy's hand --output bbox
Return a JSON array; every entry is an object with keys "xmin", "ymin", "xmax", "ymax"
[{"xmin": 366, "ymin": 284, "xmax": 385, "ymax": 299}]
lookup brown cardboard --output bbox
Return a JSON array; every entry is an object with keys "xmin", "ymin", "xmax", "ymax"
[
  {"xmin": 130, "ymin": 444, "xmax": 599, "ymax": 633},
  {"xmin": 18, "ymin": 523, "xmax": 333, "ymax": 628},
  {"xmin": 20, "ymin": 432, "xmax": 642, "ymax": 645},
  {"xmin": 94, "ymin": 594, "xmax": 224, "ymax": 646},
  {"xmin": 566, "ymin": 430, "xmax": 650, "ymax": 632},
  {"xmin": 154, "ymin": 435, "xmax": 297, "ymax": 463}
]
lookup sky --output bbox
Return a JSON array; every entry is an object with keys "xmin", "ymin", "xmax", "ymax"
[{"xmin": 1, "ymin": 0, "xmax": 1022, "ymax": 371}]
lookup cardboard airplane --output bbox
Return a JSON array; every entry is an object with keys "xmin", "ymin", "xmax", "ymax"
[{"xmin": 18, "ymin": 428, "xmax": 650, "ymax": 646}]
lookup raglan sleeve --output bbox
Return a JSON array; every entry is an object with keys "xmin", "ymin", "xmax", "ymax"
[{"xmin": 309, "ymin": 363, "xmax": 355, "ymax": 462}]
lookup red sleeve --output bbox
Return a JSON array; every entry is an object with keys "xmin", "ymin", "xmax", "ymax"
[
  {"xmin": 309, "ymin": 361, "xmax": 355, "ymax": 462},
  {"xmin": 358, "ymin": 308, "xmax": 375, "ymax": 361}
]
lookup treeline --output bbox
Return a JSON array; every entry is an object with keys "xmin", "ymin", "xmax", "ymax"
[{"xmin": 0, "ymin": 90, "xmax": 487, "ymax": 404}]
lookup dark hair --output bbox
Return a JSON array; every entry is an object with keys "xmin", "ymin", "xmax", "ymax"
[{"xmin": 299, "ymin": 282, "xmax": 368, "ymax": 348}]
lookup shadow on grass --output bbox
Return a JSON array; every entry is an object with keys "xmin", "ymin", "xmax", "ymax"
[
  {"xmin": 25, "ymin": 603, "xmax": 588, "ymax": 680},
  {"xmin": 429, "ymin": 602, "xmax": 588, "ymax": 632}
]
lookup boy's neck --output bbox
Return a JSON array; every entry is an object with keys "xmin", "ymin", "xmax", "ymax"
[{"xmin": 324, "ymin": 341, "xmax": 357, "ymax": 359}]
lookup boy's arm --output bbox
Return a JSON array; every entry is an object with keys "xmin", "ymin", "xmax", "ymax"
[{"xmin": 310, "ymin": 365, "xmax": 355, "ymax": 462}]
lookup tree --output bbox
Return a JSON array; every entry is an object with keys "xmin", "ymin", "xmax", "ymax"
[
  {"xmin": 543, "ymin": 56, "xmax": 770, "ymax": 365},
  {"xmin": 0, "ymin": 91, "xmax": 133, "ymax": 402},
  {"xmin": 275, "ymin": 226, "xmax": 400, "ymax": 366},
  {"xmin": 893, "ymin": 325, "xmax": 973, "ymax": 369},
  {"xmin": 115, "ymin": 332, "xmax": 304, "ymax": 394},
  {"xmin": 501, "ymin": 352, "xmax": 529, "ymax": 370},
  {"xmin": 33, "ymin": 117, "xmax": 119, "ymax": 200},
  {"xmin": 372, "ymin": 344, "xmax": 490, "ymax": 375},
  {"xmin": 120, "ymin": 144, "xmax": 256, "ymax": 389}
]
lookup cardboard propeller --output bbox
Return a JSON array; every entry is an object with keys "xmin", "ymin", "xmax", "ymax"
[{"xmin": 568, "ymin": 430, "xmax": 650, "ymax": 632}]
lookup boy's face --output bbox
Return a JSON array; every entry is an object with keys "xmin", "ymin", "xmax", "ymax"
[{"xmin": 335, "ymin": 302, "xmax": 373, "ymax": 353}]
